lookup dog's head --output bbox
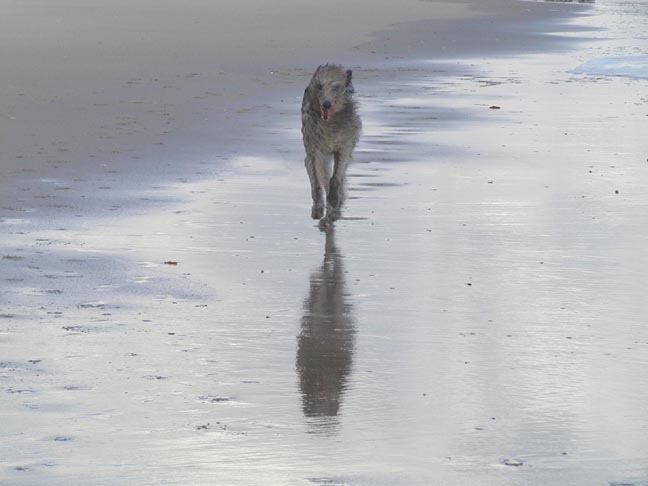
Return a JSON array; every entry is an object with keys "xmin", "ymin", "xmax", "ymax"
[{"xmin": 308, "ymin": 64, "xmax": 354, "ymax": 122}]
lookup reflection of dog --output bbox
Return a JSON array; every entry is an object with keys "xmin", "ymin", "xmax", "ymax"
[
  {"xmin": 301, "ymin": 64, "xmax": 362, "ymax": 227},
  {"xmin": 296, "ymin": 229, "xmax": 355, "ymax": 423}
]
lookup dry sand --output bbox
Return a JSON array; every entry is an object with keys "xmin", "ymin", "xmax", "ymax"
[
  {"xmin": 1, "ymin": 0, "xmax": 471, "ymax": 197},
  {"xmin": 2, "ymin": 0, "xmax": 648, "ymax": 485}
]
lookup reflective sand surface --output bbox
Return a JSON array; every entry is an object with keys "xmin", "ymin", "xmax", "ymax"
[{"xmin": 2, "ymin": 1, "xmax": 647, "ymax": 485}]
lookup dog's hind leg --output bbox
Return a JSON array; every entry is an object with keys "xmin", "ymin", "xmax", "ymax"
[
  {"xmin": 322, "ymin": 149, "xmax": 351, "ymax": 226},
  {"xmin": 305, "ymin": 154, "xmax": 325, "ymax": 220}
]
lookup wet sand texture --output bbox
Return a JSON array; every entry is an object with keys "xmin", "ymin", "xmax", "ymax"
[{"xmin": 2, "ymin": 0, "xmax": 648, "ymax": 485}]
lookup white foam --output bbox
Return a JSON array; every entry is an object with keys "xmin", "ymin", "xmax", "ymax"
[{"xmin": 573, "ymin": 55, "xmax": 648, "ymax": 79}]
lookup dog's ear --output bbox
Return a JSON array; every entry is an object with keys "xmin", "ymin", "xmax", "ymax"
[{"xmin": 345, "ymin": 69, "xmax": 355, "ymax": 94}]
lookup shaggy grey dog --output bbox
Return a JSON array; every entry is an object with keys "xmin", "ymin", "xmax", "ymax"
[{"xmin": 301, "ymin": 64, "xmax": 362, "ymax": 227}]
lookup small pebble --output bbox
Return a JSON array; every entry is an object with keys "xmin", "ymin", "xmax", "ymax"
[{"xmin": 502, "ymin": 458, "xmax": 523, "ymax": 467}]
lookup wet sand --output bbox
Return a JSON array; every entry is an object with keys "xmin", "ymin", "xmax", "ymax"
[{"xmin": 2, "ymin": 0, "xmax": 648, "ymax": 485}]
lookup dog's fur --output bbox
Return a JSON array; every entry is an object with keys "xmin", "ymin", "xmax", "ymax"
[{"xmin": 301, "ymin": 64, "xmax": 361, "ymax": 227}]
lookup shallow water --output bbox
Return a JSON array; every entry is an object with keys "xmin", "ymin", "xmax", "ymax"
[
  {"xmin": 574, "ymin": 55, "xmax": 648, "ymax": 78},
  {"xmin": 2, "ymin": 2, "xmax": 648, "ymax": 485}
]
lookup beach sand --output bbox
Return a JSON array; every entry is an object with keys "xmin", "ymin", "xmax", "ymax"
[
  {"xmin": 2, "ymin": 0, "xmax": 648, "ymax": 485},
  {"xmin": 0, "ymin": 0, "xmax": 589, "ymax": 203}
]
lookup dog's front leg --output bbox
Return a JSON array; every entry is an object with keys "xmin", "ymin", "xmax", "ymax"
[{"xmin": 304, "ymin": 155, "xmax": 325, "ymax": 219}]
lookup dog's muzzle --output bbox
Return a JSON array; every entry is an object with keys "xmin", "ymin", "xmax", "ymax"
[{"xmin": 320, "ymin": 101, "xmax": 333, "ymax": 121}]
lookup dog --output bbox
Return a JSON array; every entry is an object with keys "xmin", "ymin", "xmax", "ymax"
[{"xmin": 301, "ymin": 64, "xmax": 362, "ymax": 228}]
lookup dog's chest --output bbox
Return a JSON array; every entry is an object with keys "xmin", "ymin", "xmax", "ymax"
[{"xmin": 302, "ymin": 118, "xmax": 359, "ymax": 153}]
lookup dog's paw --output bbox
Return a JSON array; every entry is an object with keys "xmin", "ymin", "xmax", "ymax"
[
  {"xmin": 318, "ymin": 217, "xmax": 333, "ymax": 229},
  {"xmin": 326, "ymin": 207, "xmax": 341, "ymax": 222},
  {"xmin": 311, "ymin": 205, "xmax": 325, "ymax": 220}
]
